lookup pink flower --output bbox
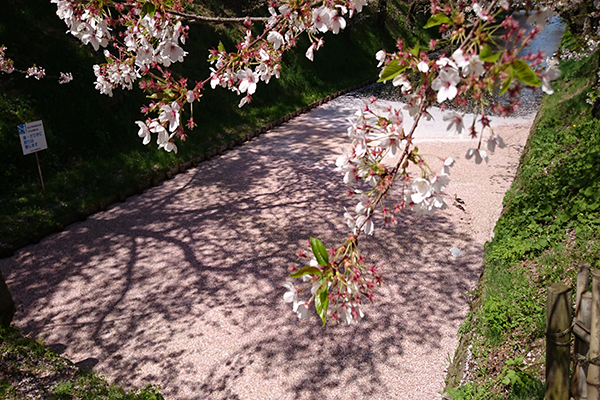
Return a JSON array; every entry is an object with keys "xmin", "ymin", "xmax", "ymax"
[
  {"xmin": 237, "ymin": 68, "xmax": 258, "ymax": 95},
  {"xmin": 473, "ymin": 3, "xmax": 489, "ymax": 21},
  {"xmin": 135, "ymin": 121, "xmax": 151, "ymax": 145},
  {"xmin": 158, "ymin": 102, "xmax": 181, "ymax": 132},
  {"xmin": 432, "ymin": 68, "xmax": 460, "ymax": 103},
  {"xmin": 375, "ymin": 50, "xmax": 386, "ymax": 67},
  {"xmin": 267, "ymin": 31, "xmax": 285, "ymax": 50},
  {"xmin": 58, "ymin": 72, "xmax": 73, "ymax": 84}
]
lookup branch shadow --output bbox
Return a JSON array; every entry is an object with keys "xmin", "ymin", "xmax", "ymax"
[{"xmin": 1, "ymin": 96, "xmax": 487, "ymax": 399}]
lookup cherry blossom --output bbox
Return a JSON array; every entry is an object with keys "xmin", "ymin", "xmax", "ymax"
[
  {"xmin": 417, "ymin": 61, "xmax": 429, "ymax": 73},
  {"xmin": 452, "ymin": 49, "xmax": 484, "ymax": 77},
  {"xmin": 283, "ymin": 282, "xmax": 298, "ymax": 303},
  {"xmin": 136, "ymin": 121, "xmax": 152, "ymax": 145},
  {"xmin": 542, "ymin": 59, "xmax": 561, "ymax": 95},
  {"xmin": 237, "ymin": 68, "xmax": 259, "ymax": 95},
  {"xmin": 375, "ymin": 50, "xmax": 386, "ymax": 67},
  {"xmin": 158, "ymin": 102, "xmax": 181, "ymax": 132},
  {"xmin": 432, "ymin": 68, "xmax": 460, "ymax": 102},
  {"xmin": 58, "ymin": 72, "xmax": 73, "ymax": 84},
  {"xmin": 26, "ymin": 66, "xmax": 46, "ymax": 80},
  {"xmin": 473, "ymin": 3, "xmax": 489, "ymax": 21}
]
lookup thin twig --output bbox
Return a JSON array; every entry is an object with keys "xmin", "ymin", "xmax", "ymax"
[{"xmin": 167, "ymin": 10, "xmax": 269, "ymax": 23}]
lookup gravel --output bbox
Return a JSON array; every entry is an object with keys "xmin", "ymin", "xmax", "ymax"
[{"xmin": 0, "ymin": 94, "xmax": 534, "ymax": 399}]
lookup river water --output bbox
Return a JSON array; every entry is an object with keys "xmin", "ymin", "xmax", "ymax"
[{"xmin": 354, "ymin": 14, "xmax": 566, "ymax": 117}]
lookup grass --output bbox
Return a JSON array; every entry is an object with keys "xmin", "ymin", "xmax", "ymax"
[
  {"xmin": 0, "ymin": 324, "xmax": 163, "ymax": 400},
  {"xmin": 445, "ymin": 38, "xmax": 600, "ymax": 399}
]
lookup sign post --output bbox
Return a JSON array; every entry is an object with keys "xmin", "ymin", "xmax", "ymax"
[{"xmin": 18, "ymin": 120, "xmax": 48, "ymax": 193}]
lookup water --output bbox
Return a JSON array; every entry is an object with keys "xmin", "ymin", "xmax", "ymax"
[{"xmin": 353, "ymin": 13, "xmax": 566, "ymax": 117}]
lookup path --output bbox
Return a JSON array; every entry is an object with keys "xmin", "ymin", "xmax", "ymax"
[{"xmin": 0, "ymin": 95, "xmax": 533, "ymax": 399}]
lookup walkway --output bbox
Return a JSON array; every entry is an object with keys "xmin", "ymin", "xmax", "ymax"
[{"xmin": 0, "ymin": 95, "xmax": 533, "ymax": 399}]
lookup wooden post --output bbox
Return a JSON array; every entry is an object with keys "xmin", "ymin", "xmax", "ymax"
[
  {"xmin": 575, "ymin": 263, "xmax": 592, "ymax": 400},
  {"xmin": 587, "ymin": 270, "xmax": 600, "ymax": 400},
  {"xmin": 546, "ymin": 283, "xmax": 572, "ymax": 400},
  {"xmin": 577, "ymin": 263, "xmax": 591, "ymax": 317},
  {"xmin": 35, "ymin": 151, "xmax": 45, "ymax": 194},
  {"xmin": 574, "ymin": 292, "xmax": 593, "ymax": 400}
]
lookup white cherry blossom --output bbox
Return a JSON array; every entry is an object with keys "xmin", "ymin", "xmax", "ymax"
[
  {"xmin": 541, "ymin": 61, "xmax": 561, "ymax": 95},
  {"xmin": 473, "ymin": 3, "xmax": 489, "ymax": 21},
  {"xmin": 267, "ymin": 31, "xmax": 285, "ymax": 50},
  {"xmin": 237, "ymin": 68, "xmax": 259, "ymax": 95},
  {"xmin": 432, "ymin": 68, "xmax": 460, "ymax": 103},
  {"xmin": 136, "ymin": 121, "xmax": 152, "ymax": 145},
  {"xmin": 375, "ymin": 50, "xmax": 386, "ymax": 67},
  {"xmin": 392, "ymin": 74, "xmax": 412, "ymax": 93},
  {"xmin": 330, "ymin": 10, "xmax": 346, "ymax": 34},
  {"xmin": 158, "ymin": 102, "xmax": 181, "ymax": 132},
  {"xmin": 58, "ymin": 72, "xmax": 73, "ymax": 84},
  {"xmin": 443, "ymin": 157, "xmax": 455, "ymax": 175},
  {"xmin": 283, "ymin": 282, "xmax": 298, "ymax": 303}
]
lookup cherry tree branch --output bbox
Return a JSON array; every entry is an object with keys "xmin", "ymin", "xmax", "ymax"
[
  {"xmin": 166, "ymin": 10, "xmax": 269, "ymax": 23},
  {"xmin": 353, "ymin": 100, "xmax": 428, "ymax": 238}
]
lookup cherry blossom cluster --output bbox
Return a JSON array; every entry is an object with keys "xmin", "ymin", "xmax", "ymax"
[
  {"xmin": 336, "ymin": 98, "xmax": 455, "ymax": 240},
  {"xmin": 0, "ymin": 44, "xmax": 73, "ymax": 84},
  {"xmin": 0, "ymin": 46, "xmax": 14, "ymax": 74},
  {"xmin": 26, "ymin": 66, "xmax": 46, "ymax": 80},
  {"xmin": 208, "ymin": 0, "xmax": 370, "ymax": 108},
  {"xmin": 50, "ymin": 0, "xmax": 193, "ymax": 151},
  {"xmin": 49, "ymin": 0, "xmax": 375, "ymax": 152},
  {"xmin": 284, "ymin": 237, "xmax": 382, "ymax": 325},
  {"xmin": 52, "ymin": 0, "xmax": 112, "ymax": 51},
  {"xmin": 287, "ymin": 1, "xmax": 564, "ymax": 324}
]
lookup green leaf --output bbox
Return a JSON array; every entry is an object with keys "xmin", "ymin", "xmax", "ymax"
[
  {"xmin": 146, "ymin": 92, "xmax": 169, "ymax": 100},
  {"xmin": 218, "ymin": 41, "xmax": 226, "ymax": 53},
  {"xmin": 479, "ymin": 45, "xmax": 500, "ymax": 63},
  {"xmin": 310, "ymin": 236, "xmax": 329, "ymax": 266},
  {"xmin": 584, "ymin": 186, "xmax": 595, "ymax": 197},
  {"xmin": 377, "ymin": 59, "xmax": 408, "ymax": 82},
  {"xmin": 314, "ymin": 287, "xmax": 329, "ymax": 326},
  {"xmin": 423, "ymin": 14, "xmax": 452, "ymax": 29},
  {"xmin": 410, "ymin": 44, "xmax": 420, "ymax": 57},
  {"xmin": 500, "ymin": 67, "xmax": 513, "ymax": 96},
  {"xmin": 557, "ymin": 210, "xmax": 571, "ymax": 223},
  {"xmin": 141, "ymin": 1, "xmax": 156, "ymax": 17},
  {"xmin": 512, "ymin": 59, "xmax": 541, "ymax": 87},
  {"xmin": 289, "ymin": 266, "xmax": 323, "ymax": 278}
]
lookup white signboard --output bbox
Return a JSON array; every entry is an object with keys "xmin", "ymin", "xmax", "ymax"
[{"xmin": 18, "ymin": 120, "xmax": 47, "ymax": 155}]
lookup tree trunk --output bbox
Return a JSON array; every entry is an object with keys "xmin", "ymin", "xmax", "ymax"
[{"xmin": 0, "ymin": 269, "xmax": 15, "ymax": 327}]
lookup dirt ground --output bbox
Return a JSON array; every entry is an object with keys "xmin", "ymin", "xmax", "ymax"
[{"xmin": 0, "ymin": 95, "xmax": 534, "ymax": 399}]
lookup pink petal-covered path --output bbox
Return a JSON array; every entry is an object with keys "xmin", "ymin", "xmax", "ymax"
[{"xmin": 1, "ymin": 95, "xmax": 533, "ymax": 399}]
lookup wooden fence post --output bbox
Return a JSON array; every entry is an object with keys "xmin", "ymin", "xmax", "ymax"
[
  {"xmin": 546, "ymin": 283, "xmax": 572, "ymax": 400},
  {"xmin": 574, "ymin": 263, "xmax": 592, "ymax": 400},
  {"xmin": 587, "ymin": 270, "xmax": 600, "ymax": 399}
]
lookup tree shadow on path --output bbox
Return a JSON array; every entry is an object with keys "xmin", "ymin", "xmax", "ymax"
[{"xmin": 1, "ymin": 97, "xmax": 489, "ymax": 399}]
